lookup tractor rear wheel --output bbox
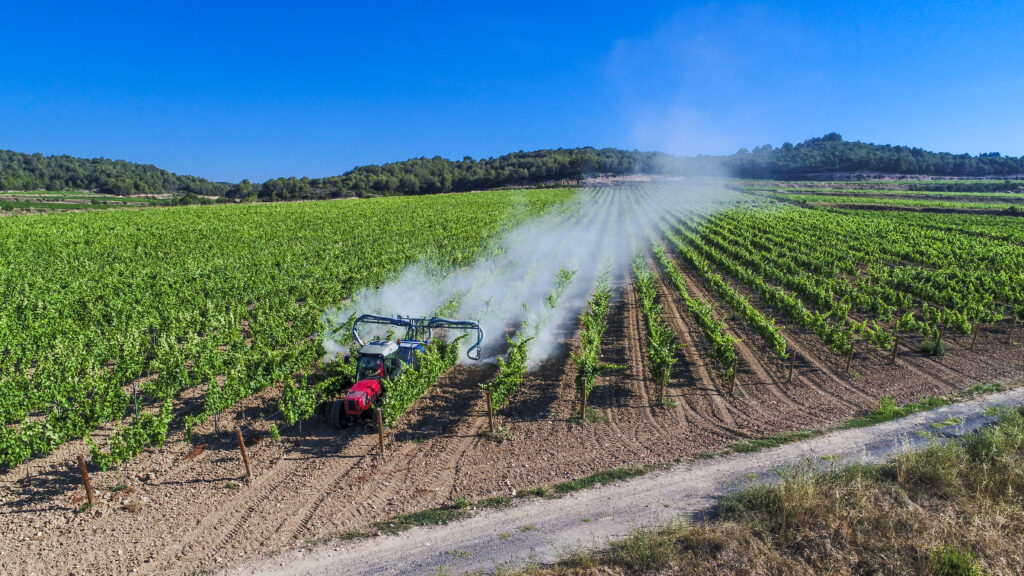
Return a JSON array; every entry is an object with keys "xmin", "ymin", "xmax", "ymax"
[{"xmin": 330, "ymin": 399, "xmax": 348, "ymax": 429}]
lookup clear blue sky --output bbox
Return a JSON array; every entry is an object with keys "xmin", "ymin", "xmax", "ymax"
[{"xmin": 2, "ymin": 1, "xmax": 1022, "ymax": 182}]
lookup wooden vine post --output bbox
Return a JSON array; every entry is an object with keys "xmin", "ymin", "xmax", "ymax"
[
  {"xmin": 891, "ymin": 334, "xmax": 900, "ymax": 365},
  {"xmin": 785, "ymin": 353, "xmax": 796, "ymax": 384},
  {"xmin": 486, "ymin": 391, "xmax": 496, "ymax": 434},
  {"xmin": 375, "ymin": 408, "xmax": 387, "ymax": 457},
  {"xmin": 970, "ymin": 325, "xmax": 979, "ymax": 350},
  {"xmin": 845, "ymin": 346, "xmax": 854, "ymax": 372},
  {"xmin": 1009, "ymin": 318, "xmax": 1018, "ymax": 344},
  {"xmin": 728, "ymin": 357, "xmax": 738, "ymax": 395},
  {"xmin": 77, "ymin": 455, "xmax": 95, "ymax": 506},
  {"xmin": 235, "ymin": 428, "xmax": 251, "ymax": 480}
]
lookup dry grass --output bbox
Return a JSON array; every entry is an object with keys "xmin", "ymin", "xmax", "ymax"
[{"xmin": 520, "ymin": 407, "xmax": 1024, "ymax": 575}]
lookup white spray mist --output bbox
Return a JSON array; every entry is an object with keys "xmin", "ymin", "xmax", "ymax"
[{"xmin": 323, "ymin": 180, "xmax": 741, "ymax": 366}]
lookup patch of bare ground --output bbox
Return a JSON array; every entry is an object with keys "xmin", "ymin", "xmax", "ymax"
[{"xmin": 1, "ymin": 271, "xmax": 1021, "ymax": 576}]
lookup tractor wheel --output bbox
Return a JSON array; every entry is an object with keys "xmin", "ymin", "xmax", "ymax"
[{"xmin": 330, "ymin": 399, "xmax": 348, "ymax": 429}]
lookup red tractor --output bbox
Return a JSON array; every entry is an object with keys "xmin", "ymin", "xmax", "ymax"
[{"xmin": 330, "ymin": 314, "xmax": 484, "ymax": 428}]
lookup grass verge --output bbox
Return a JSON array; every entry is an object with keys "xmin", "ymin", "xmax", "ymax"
[
  {"xmin": 728, "ymin": 430, "xmax": 821, "ymax": 453},
  {"xmin": 520, "ymin": 406, "xmax": 1024, "ymax": 575},
  {"xmin": 352, "ymin": 466, "xmax": 653, "ymax": 540},
  {"xmin": 842, "ymin": 395, "xmax": 952, "ymax": 429}
]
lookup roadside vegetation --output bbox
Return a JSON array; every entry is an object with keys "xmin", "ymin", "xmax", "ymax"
[{"xmin": 518, "ymin": 407, "xmax": 1024, "ymax": 576}]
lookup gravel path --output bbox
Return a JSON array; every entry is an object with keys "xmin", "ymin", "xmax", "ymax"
[{"xmin": 239, "ymin": 385, "xmax": 1024, "ymax": 576}]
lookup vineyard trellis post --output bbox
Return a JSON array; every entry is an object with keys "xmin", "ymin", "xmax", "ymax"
[
  {"xmin": 970, "ymin": 325, "xmax": 979, "ymax": 350},
  {"xmin": 486, "ymin": 391, "xmax": 495, "ymax": 434},
  {"xmin": 235, "ymin": 428, "xmax": 251, "ymax": 480},
  {"xmin": 131, "ymin": 380, "xmax": 139, "ymax": 421},
  {"xmin": 1009, "ymin": 318, "xmax": 1018, "ymax": 344},
  {"xmin": 728, "ymin": 357, "xmax": 738, "ymax": 395},
  {"xmin": 77, "ymin": 455, "xmax": 95, "ymax": 506},
  {"xmin": 785, "ymin": 353, "xmax": 796, "ymax": 383},
  {"xmin": 375, "ymin": 408, "xmax": 386, "ymax": 457},
  {"xmin": 845, "ymin": 346, "xmax": 854, "ymax": 373},
  {"xmin": 891, "ymin": 335, "xmax": 900, "ymax": 365}
]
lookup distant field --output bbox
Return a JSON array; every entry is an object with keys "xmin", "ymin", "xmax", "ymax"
[
  {"xmin": 0, "ymin": 189, "xmax": 170, "ymax": 213},
  {"xmin": 741, "ymin": 179, "xmax": 1024, "ymax": 212}
]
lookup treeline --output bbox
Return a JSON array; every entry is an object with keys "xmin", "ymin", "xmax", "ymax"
[
  {"xmin": 0, "ymin": 150, "xmax": 230, "ymax": 196},
  {"xmin": 4, "ymin": 134, "xmax": 1023, "ymax": 201},
  {"xmin": 249, "ymin": 136, "xmax": 1024, "ymax": 200},
  {"xmin": 244, "ymin": 148, "xmax": 660, "ymax": 201},
  {"xmin": 725, "ymin": 133, "xmax": 1024, "ymax": 179}
]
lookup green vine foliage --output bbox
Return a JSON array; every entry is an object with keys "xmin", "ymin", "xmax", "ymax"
[
  {"xmin": 89, "ymin": 399, "xmax": 174, "ymax": 470},
  {"xmin": 632, "ymin": 253, "xmax": 680, "ymax": 388},
  {"xmin": 571, "ymin": 274, "xmax": 613, "ymax": 403},
  {"xmin": 381, "ymin": 334, "xmax": 465, "ymax": 428},
  {"xmin": 484, "ymin": 335, "xmax": 533, "ymax": 410}
]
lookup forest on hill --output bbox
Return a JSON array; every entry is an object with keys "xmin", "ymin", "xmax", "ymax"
[
  {"xmin": 2, "ymin": 134, "xmax": 1022, "ymax": 201},
  {"xmin": 0, "ymin": 150, "xmax": 230, "ymax": 197}
]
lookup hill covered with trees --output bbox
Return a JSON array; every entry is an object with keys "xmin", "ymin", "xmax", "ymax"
[
  {"xmin": 724, "ymin": 133, "xmax": 1024, "ymax": 178},
  {"xmin": 246, "ymin": 134, "xmax": 1024, "ymax": 200},
  {"xmin": 3, "ymin": 134, "xmax": 1022, "ymax": 201},
  {"xmin": 0, "ymin": 150, "xmax": 229, "ymax": 196}
]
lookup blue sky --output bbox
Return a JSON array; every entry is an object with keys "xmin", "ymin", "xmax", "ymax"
[{"xmin": 1, "ymin": 1, "xmax": 1022, "ymax": 182}]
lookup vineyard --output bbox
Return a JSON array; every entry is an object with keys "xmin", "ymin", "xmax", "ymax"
[
  {"xmin": 1, "ymin": 181, "xmax": 1023, "ymax": 576},
  {"xmin": 0, "ymin": 189, "xmax": 572, "ymax": 469}
]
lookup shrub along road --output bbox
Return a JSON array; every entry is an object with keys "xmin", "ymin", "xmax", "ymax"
[{"xmin": 240, "ymin": 383, "xmax": 1024, "ymax": 576}]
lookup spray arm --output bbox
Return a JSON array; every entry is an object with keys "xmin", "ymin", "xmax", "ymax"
[
  {"xmin": 351, "ymin": 314, "xmax": 417, "ymax": 346},
  {"xmin": 427, "ymin": 317, "xmax": 485, "ymax": 361},
  {"xmin": 351, "ymin": 314, "xmax": 484, "ymax": 360}
]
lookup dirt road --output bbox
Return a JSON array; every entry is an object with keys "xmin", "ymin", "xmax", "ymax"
[{"xmin": 240, "ymin": 385, "xmax": 1024, "ymax": 576}]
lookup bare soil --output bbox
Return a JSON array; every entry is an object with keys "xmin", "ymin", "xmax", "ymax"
[{"xmin": 2, "ymin": 268, "xmax": 1022, "ymax": 576}]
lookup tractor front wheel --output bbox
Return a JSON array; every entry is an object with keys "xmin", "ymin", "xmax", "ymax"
[{"xmin": 330, "ymin": 399, "xmax": 349, "ymax": 429}]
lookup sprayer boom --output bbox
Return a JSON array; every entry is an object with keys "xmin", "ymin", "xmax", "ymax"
[{"xmin": 351, "ymin": 314, "xmax": 484, "ymax": 360}]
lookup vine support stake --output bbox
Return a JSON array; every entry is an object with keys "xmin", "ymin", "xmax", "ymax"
[
  {"xmin": 891, "ymin": 335, "xmax": 900, "ymax": 365},
  {"xmin": 1009, "ymin": 319, "xmax": 1018, "ymax": 344},
  {"xmin": 845, "ymin": 347, "xmax": 854, "ymax": 373},
  {"xmin": 77, "ymin": 455, "xmax": 95, "ymax": 506},
  {"xmin": 486, "ymin": 391, "xmax": 495, "ymax": 434},
  {"xmin": 785, "ymin": 353, "xmax": 796, "ymax": 383},
  {"xmin": 729, "ymin": 358, "xmax": 738, "ymax": 394},
  {"xmin": 376, "ymin": 408, "xmax": 387, "ymax": 457},
  {"xmin": 235, "ymin": 428, "xmax": 251, "ymax": 480},
  {"xmin": 970, "ymin": 326, "xmax": 979, "ymax": 350}
]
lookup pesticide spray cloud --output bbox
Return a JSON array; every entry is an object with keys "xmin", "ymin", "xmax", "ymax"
[{"xmin": 323, "ymin": 180, "xmax": 740, "ymax": 366}]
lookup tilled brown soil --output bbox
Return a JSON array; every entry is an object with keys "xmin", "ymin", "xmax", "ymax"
[{"xmin": 2, "ymin": 269, "xmax": 1022, "ymax": 576}]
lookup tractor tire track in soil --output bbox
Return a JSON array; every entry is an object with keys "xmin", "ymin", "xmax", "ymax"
[
  {"xmin": 646, "ymin": 250, "xmax": 779, "ymax": 436},
  {"xmin": 587, "ymin": 273, "xmax": 663, "ymax": 463},
  {"xmin": 646, "ymin": 261, "xmax": 751, "ymax": 440},
  {"xmin": 656, "ymin": 250, "xmax": 813, "ymax": 430},
  {"xmin": 621, "ymin": 266, "xmax": 673, "ymax": 440},
  {"xmin": 667, "ymin": 234, "xmax": 877, "ymax": 418}
]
